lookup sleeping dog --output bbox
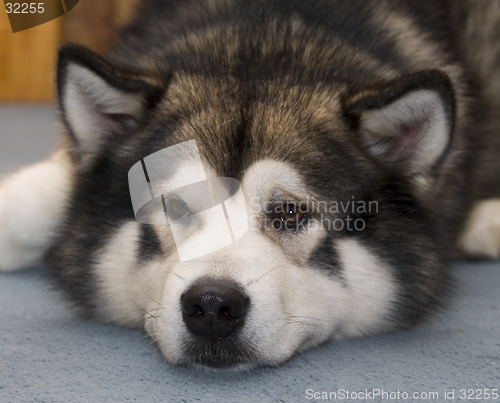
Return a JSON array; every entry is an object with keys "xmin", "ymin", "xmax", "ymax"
[{"xmin": 1, "ymin": 0, "xmax": 500, "ymax": 369}]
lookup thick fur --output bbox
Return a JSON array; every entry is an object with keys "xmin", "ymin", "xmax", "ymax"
[{"xmin": 1, "ymin": 0, "xmax": 500, "ymax": 370}]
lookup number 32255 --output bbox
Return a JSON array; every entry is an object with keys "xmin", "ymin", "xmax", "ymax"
[{"xmin": 5, "ymin": 3, "xmax": 45, "ymax": 13}]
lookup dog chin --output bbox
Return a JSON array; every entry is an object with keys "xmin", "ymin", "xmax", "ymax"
[
  {"xmin": 181, "ymin": 337, "xmax": 254, "ymax": 369},
  {"xmin": 156, "ymin": 336, "xmax": 265, "ymax": 370}
]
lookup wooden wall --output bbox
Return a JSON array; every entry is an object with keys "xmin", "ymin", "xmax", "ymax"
[
  {"xmin": 0, "ymin": 2, "xmax": 61, "ymax": 101},
  {"xmin": 0, "ymin": 0, "xmax": 140, "ymax": 102},
  {"xmin": 61, "ymin": 0, "xmax": 140, "ymax": 55}
]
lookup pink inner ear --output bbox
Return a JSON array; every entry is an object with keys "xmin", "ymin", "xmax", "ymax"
[
  {"xmin": 99, "ymin": 112, "xmax": 137, "ymax": 134},
  {"xmin": 396, "ymin": 121, "xmax": 425, "ymax": 156}
]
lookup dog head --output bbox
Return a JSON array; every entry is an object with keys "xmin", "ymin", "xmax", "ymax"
[{"xmin": 49, "ymin": 43, "xmax": 455, "ymax": 369}]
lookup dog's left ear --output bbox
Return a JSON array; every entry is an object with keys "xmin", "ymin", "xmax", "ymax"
[
  {"xmin": 57, "ymin": 44, "xmax": 165, "ymax": 161},
  {"xmin": 343, "ymin": 70, "xmax": 456, "ymax": 176}
]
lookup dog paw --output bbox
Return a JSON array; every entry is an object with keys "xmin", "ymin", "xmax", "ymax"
[
  {"xmin": 458, "ymin": 199, "xmax": 500, "ymax": 259},
  {"xmin": 0, "ymin": 153, "xmax": 71, "ymax": 272},
  {"xmin": 0, "ymin": 183, "xmax": 41, "ymax": 272}
]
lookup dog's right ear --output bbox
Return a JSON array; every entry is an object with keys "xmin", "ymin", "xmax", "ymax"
[{"xmin": 57, "ymin": 44, "xmax": 165, "ymax": 162}]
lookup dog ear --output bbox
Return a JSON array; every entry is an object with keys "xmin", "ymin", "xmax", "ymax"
[
  {"xmin": 343, "ymin": 70, "xmax": 456, "ymax": 176},
  {"xmin": 57, "ymin": 44, "xmax": 164, "ymax": 160}
]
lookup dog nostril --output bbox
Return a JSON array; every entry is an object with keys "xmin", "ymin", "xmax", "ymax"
[
  {"xmin": 220, "ymin": 307, "xmax": 231, "ymax": 317},
  {"xmin": 181, "ymin": 279, "xmax": 248, "ymax": 340},
  {"xmin": 183, "ymin": 304, "xmax": 203, "ymax": 317}
]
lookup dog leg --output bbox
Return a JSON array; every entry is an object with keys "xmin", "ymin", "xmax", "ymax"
[
  {"xmin": 458, "ymin": 199, "xmax": 500, "ymax": 259},
  {"xmin": 0, "ymin": 149, "xmax": 72, "ymax": 271}
]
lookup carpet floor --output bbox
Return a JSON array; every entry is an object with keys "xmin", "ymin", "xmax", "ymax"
[{"xmin": 1, "ymin": 105, "xmax": 499, "ymax": 402}]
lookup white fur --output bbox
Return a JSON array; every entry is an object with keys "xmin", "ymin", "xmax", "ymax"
[
  {"xmin": 94, "ymin": 221, "xmax": 170, "ymax": 327},
  {"xmin": 334, "ymin": 238, "xmax": 397, "ymax": 338},
  {"xmin": 0, "ymin": 150, "xmax": 71, "ymax": 271},
  {"xmin": 458, "ymin": 199, "xmax": 500, "ymax": 258}
]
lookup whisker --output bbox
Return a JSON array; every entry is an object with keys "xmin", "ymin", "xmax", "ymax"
[
  {"xmin": 285, "ymin": 313, "xmax": 307, "ymax": 331},
  {"xmin": 142, "ymin": 289, "xmax": 163, "ymax": 306},
  {"xmin": 133, "ymin": 307, "xmax": 163, "ymax": 328},
  {"xmin": 160, "ymin": 262, "xmax": 185, "ymax": 280},
  {"xmin": 284, "ymin": 312, "xmax": 321, "ymax": 330},
  {"xmin": 248, "ymin": 263, "xmax": 287, "ymax": 285},
  {"xmin": 288, "ymin": 315, "xmax": 324, "ymax": 322},
  {"xmin": 285, "ymin": 320, "xmax": 321, "ymax": 328}
]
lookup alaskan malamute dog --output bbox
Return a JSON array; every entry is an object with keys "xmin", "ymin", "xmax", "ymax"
[{"xmin": 1, "ymin": 0, "xmax": 500, "ymax": 369}]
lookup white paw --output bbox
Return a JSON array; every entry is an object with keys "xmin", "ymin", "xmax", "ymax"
[
  {"xmin": 458, "ymin": 199, "xmax": 500, "ymax": 259},
  {"xmin": 0, "ymin": 175, "xmax": 45, "ymax": 272},
  {"xmin": 0, "ymin": 152, "xmax": 71, "ymax": 272}
]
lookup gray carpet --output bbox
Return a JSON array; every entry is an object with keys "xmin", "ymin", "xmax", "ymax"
[{"xmin": 1, "ymin": 105, "xmax": 499, "ymax": 403}]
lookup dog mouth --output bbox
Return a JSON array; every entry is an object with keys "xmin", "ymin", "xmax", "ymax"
[{"xmin": 180, "ymin": 337, "xmax": 257, "ymax": 369}]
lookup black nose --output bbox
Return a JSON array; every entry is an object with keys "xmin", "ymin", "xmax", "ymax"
[{"xmin": 181, "ymin": 279, "xmax": 248, "ymax": 341}]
